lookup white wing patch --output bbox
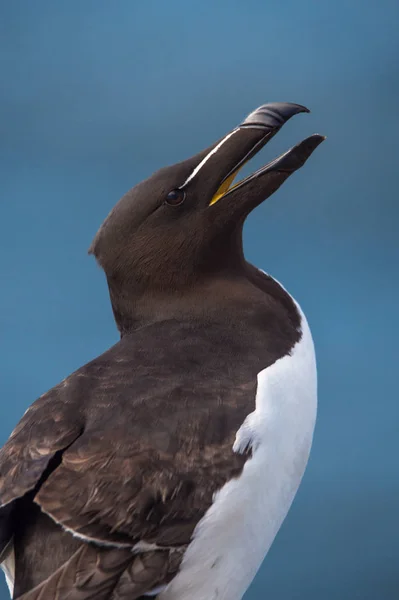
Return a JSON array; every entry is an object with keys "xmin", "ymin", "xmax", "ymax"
[
  {"xmin": 144, "ymin": 585, "xmax": 168, "ymax": 596},
  {"xmin": 159, "ymin": 280, "xmax": 317, "ymax": 600},
  {"xmin": 0, "ymin": 540, "xmax": 15, "ymax": 597}
]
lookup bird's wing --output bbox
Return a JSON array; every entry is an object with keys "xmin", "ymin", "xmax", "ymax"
[
  {"xmin": 33, "ymin": 383, "xmax": 250, "ymax": 548},
  {"xmin": 1, "ymin": 324, "xmax": 258, "ymax": 550},
  {"xmin": 0, "ymin": 320, "xmax": 266, "ymax": 596}
]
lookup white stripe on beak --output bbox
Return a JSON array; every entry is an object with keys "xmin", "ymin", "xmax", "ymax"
[{"xmin": 179, "ymin": 129, "xmax": 239, "ymax": 188}]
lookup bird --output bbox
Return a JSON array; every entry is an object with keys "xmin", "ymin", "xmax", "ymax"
[{"xmin": 0, "ymin": 102, "xmax": 324, "ymax": 600}]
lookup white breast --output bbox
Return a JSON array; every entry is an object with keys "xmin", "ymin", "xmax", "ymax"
[{"xmin": 160, "ymin": 287, "xmax": 317, "ymax": 600}]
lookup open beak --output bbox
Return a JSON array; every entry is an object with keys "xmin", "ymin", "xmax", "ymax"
[{"xmin": 203, "ymin": 102, "xmax": 325, "ymax": 208}]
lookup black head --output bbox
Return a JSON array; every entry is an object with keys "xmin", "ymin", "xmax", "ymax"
[{"xmin": 89, "ymin": 102, "xmax": 324, "ymax": 333}]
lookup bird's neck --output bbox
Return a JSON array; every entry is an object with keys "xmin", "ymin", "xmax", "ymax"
[
  {"xmin": 107, "ymin": 265, "xmax": 300, "ymax": 338},
  {"xmin": 107, "ymin": 272, "xmax": 256, "ymax": 336}
]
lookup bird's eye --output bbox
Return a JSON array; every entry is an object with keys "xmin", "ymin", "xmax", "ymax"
[{"xmin": 165, "ymin": 189, "xmax": 186, "ymax": 206}]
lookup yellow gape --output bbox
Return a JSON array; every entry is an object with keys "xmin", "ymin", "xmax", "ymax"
[{"xmin": 209, "ymin": 168, "xmax": 243, "ymax": 205}]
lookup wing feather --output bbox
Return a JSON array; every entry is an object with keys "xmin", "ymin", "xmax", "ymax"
[
  {"xmin": 0, "ymin": 386, "xmax": 83, "ymax": 508},
  {"xmin": 16, "ymin": 543, "xmax": 185, "ymax": 600}
]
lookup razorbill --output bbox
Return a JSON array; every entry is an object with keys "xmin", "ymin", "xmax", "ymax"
[{"xmin": 0, "ymin": 102, "xmax": 324, "ymax": 599}]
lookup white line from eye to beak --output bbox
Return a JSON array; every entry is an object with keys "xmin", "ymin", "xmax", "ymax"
[{"xmin": 179, "ymin": 128, "xmax": 239, "ymax": 188}]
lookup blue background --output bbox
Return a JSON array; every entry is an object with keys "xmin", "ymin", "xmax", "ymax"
[{"xmin": 1, "ymin": 1, "xmax": 398, "ymax": 598}]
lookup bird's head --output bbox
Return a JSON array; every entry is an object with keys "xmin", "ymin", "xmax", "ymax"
[{"xmin": 89, "ymin": 103, "xmax": 324, "ymax": 332}]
